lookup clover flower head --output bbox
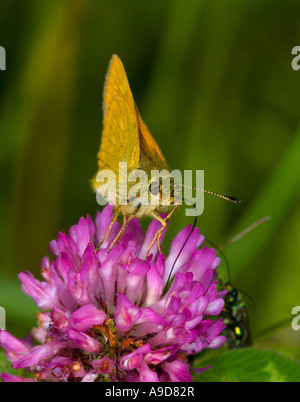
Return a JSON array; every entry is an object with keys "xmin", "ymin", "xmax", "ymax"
[{"xmin": 0, "ymin": 205, "xmax": 227, "ymax": 382}]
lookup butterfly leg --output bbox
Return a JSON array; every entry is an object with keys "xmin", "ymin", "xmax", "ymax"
[
  {"xmin": 146, "ymin": 205, "xmax": 179, "ymax": 258},
  {"xmin": 107, "ymin": 213, "xmax": 130, "ymax": 252},
  {"xmin": 95, "ymin": 206, "xmax": 121, "ymax": 252},
  {"xmin": 107, "ymin": 206, "xmax": 141, "ymax": 252}
]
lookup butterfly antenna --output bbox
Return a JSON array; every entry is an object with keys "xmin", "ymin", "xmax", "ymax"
[
  {"xmin": 165, "ymin": 202, "xmax": 198, "ymax": 288},
  {"xmin": 181, "ymin": 184, "xmax": 241, "ymax": 204}
]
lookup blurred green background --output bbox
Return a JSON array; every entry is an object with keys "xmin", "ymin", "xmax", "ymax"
[{"xmin": 0, "ymin": 0, "xmax": 300, "ymax": 364}]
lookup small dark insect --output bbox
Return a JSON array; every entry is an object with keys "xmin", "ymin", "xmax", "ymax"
[{"xmin": 221, "ymin": 282, "xmax": 251, "ymax": 349}]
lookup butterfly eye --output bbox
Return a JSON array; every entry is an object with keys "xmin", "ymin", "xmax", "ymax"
[{"xmin": 149, "ymin": 181, "xmax": 160, "ymax": 196}]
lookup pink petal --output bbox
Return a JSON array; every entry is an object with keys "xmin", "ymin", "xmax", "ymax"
[
  {"xmin": 51, "ymin": 307, "xmax": 69, "ymax": 329},
  {"xmin": 67, "ymin": 328, "xmax": 101, "ymax": 353},
  {"xmin": 0, "ymin": 331, "xmax": 31, "ymax": 363},
  {"xmin": 13, "ymin": 341, "xmax": 66, "ymax": 369},
  {"xmin": 18, "ymin": 272, "xmax": 59, "ymax": 310},
  {"xmin": 164, "ymin": 225, "xmax": 204, "ymax": 285},
  {"xmin": 99, "ymin": 245, "xmax": 124, "ymax": 306},
  {"xmin": 143, "ymin": 264, "xmax": 164, "ymax": 307},
  {"xmin": 138, "ymin": 218, "xmax": 167, "ymax": 260},
  {"xmin": 77, "ymin": 217, "xmax": 94, "ymax": 256},
  {"xmin": 161, "ymin": 359, "xmax": 192, "ymax": 382},
  {"xmin": 137, "ymin": 361, "xmax": 159, "ymax": 382},
  {"xmin": 1, "ymin": 373, "xmax": 35, "ymax": 382},
  {"xmin": 126, "ymin": 261, "xmax": 149, "ymax": 305},
  {"xmin": 119, "ymin": 344, "xmax": 151, "ymax": 370},
  {"xmin": 69, "ymin": 304, "xmax": 107, "ymax": 331},
  {"xmin": 95, "ymin": 205, "xmax": 120, "ymax": 248},
  {"xmin": 115, "ymin": 293, "xmax": 141, "ymax": 331},
  {"xmin": 208, "ymin": 335, "xmax": 227, "ymax": 349}
]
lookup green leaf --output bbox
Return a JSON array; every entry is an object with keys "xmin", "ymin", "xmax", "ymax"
[{"xmin": 193, "ymin": 348, "xmax": 300, "ymax": 382}]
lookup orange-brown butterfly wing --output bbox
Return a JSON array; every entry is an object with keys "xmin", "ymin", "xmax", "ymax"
[
  {"xmin": 95, "ymin": 54, "xmax": 170, "ymax": 202},
  {"xmin": 97, "ymin": 98, "xmax": 139, "ymax": 172},
  {"xmin": 103, "ymin": 54, "xmax": 135, "ymax": 120},
  {"xmin": 96, "ymin": 55, "xmax": 140, "ymax": 177},
  {"xmin": 136, "ymin": 108, "xmax": 169, "ymax": 172}
]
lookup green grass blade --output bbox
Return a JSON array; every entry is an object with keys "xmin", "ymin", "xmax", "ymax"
[{"xmin": 223, "ymin": 127, "xmax": 300, "ymax": 277}]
